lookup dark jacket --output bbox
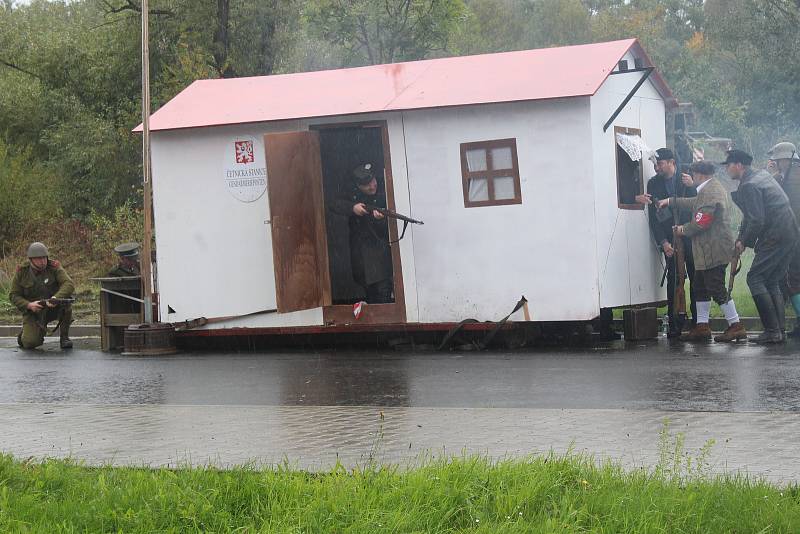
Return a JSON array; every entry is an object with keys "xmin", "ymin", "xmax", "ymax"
[
  {"xmin": 777, "ymin": 161, "xmax": 800, "ymax": 225},
  {"xmin": 645, "ymin": 172, "xmax": 697, "ymax": 247},
  {"xmin": 732, "ymin": 168, "xmax": 799, "ymax": 250},
  {"xmin": 330, "ymin": 184, "xmax": 393, "ymax": 287}
]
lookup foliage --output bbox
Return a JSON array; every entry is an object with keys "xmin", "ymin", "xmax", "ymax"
[
  {"xmin": 1, "ymin": 452, "xmax": 799, "ymax": 532},
  {"xmin": 305, "ymin": 0, "xmax": 467, "ymax": 65},
  {"xmin": 0, "ymin": 139, "xmax": 62, "ymax": 252}
]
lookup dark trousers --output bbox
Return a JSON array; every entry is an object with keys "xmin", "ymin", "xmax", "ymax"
[
  {"xmin": 693, "ymin": 264, "xmax": 728, "ymax": 305},
  {"xmin": 365, "ymin": 278, "xmax": 393, "ymax": 304},
  {"xmin": 665, "ymin": 238, "xmax": 696, "ymax": 329},
  {"xmin": 748, "ymin": 241, "xmax": 795, "ymax": 296},
  {"xmin": 785, "ymin": 242, "xmax": 800, "ymax": 297}
]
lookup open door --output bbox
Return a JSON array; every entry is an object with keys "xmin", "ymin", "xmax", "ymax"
[{"xmin": 264, "ymin": 131, "xmax": 331, "ymax": 313}]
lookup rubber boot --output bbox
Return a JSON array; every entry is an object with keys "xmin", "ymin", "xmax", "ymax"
[
  {"xmin": 789, "ymin": 294, "xmax": 800, "ymax": 338},
  {"xmin": 751, "ymin": 293, "xmax": 783, "ymax": 344},
  {"xmin": 771, "ymin": 291, "xmax": 787, "ymax": 341}
]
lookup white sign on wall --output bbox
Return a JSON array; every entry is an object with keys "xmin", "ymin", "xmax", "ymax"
[{"xmin": 222, "ymin": 135, "xmax": 267, "ymax": 202}]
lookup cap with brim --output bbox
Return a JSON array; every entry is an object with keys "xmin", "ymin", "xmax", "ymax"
[
  {"xmin": 114, "ymin": 242, "xmax": 140, "ymax": 257},
  {"xmin": 720, "ymin": 149, "xmax": 753, "ymax": 166},
  {"xmin": 353, "ymin": 163, "xmax": 375, "ymax": 185},
  {"xmin": 767, "ymin": 142, "xmax": 799, "ymax": 161}
]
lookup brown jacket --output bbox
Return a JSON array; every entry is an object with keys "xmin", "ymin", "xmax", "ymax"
[
  {"xmin": 673, "ymin": 177, "xmax": 734, "ymax": 271},
  {"xmin": 9, "ymin": 260, "xmax": 75, "ymax": 313}
]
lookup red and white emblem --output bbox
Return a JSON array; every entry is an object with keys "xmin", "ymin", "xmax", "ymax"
[
  {"xmin": 234, "ymin": 140, "xmax": 254, "ymax": 164},
  {"xmin": 353, "ymin": 301, "xmax": 367, "ymax": 319},
  {"xmin": 694, "ymin": 211, "xmax": 713, "ymax": 228}
]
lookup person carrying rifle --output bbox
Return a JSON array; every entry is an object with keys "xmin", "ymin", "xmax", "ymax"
[
  {"xmin": 330, "ymin": 163, "xmax": 394, "ymax": 304},
  {"xmin": 635, "ymin": 147, "xmax": 697, "ymax": 337},
  {"xmin": 9, "ymin": 242, "xmax": 75, "ymax": 349},
  {"xmin": 725, "ymin": 149, "xmax": 799, "ymax": 343},
  {"xmin": 766, "ymin": 142, "xmax": 800, "ymax": 337},
  {"xmin": 657, "ymin": 161, "xmax": 746, "ymax": 342}
]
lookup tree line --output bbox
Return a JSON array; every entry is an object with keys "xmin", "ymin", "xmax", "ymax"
[{"xmin": 1, "ymin": 0, "xmax": 798, "ymax": 249}]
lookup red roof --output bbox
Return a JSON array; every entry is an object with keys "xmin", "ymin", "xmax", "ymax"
[{"xmin": 138, "ymin": 39, "xmax": 674, "ymax": 132}]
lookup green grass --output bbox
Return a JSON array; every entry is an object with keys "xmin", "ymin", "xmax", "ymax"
[{"xmin": 1, "ymin": 449, "xmax": 798, "ymax": 533}]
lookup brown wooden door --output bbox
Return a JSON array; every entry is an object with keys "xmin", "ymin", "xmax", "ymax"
[{"xmin": 264, "ymin": 131, "xmax": 331, "ymax": 313}]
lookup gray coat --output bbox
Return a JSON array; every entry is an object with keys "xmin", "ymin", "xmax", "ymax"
[{"xmin": 673, "ymin": 178, "xmax": 734, "ymax": 271}]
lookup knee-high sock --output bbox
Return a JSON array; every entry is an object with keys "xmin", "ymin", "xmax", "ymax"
[
  {"xmin": 721, "ymin": 300, "xmax": 740, "ymax": 326},
  {"xmin": 696, "ymin": 300, "xmax": 711, "ymax": 324}
]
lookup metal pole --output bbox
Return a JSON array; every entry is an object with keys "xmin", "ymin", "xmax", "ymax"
[{"xmin": 140, "ymin": 0, "xmax": 154, "ymax": 323}]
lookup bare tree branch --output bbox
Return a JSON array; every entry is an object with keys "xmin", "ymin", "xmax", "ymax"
[{"xmin": 101, "ymin": 0, "xmax": 173, "ymax": 17}]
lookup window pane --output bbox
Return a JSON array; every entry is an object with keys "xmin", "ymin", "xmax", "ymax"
[
  {"xmin": 466, "ymin": 149, "xmax": 487, "ymax": 172},
  {"xmin": 494, "ymin": 176, "xmax": 516, "ymax": 200},
  {"xmin": 490, "ymin": 147, "xmax": 513, "ymax": 169},
  {"xmin": 468, "ymin": 177, "xmax": 489, "ymax": 202}
]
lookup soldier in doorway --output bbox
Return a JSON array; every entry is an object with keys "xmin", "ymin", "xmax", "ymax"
[
  {"xmin": 330, "ymin": 163, "xmax": 394, "ymax": 304},
  {"xmin": 635, "ymin": 147, "xmax": 698, "ymax": 337},
  {"xmin": 9, "ymin": 242, "xmax": 75, "ymax": 349},
  {"xmin": 108, "ymin": 242, "xmax": 141, "ymax": 277},
  {"xmin": 766, "ymin": 142, "xmax": 800, "ymax": 337}
]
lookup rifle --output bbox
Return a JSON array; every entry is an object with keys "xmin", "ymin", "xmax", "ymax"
[
  {"xmin": 672, "ymin": 192, "xmax": 687, "ymax": 333},
  {"xmin": 363, "ymin": 204, "xmax": 423, "ymax": 245},
  {"xmin": 728, "ymin": 253, "xmax": 742, "ymax": 301},
  {"xmin": 36, "ymin": 297, "xmax": 75, "ymax": 307},
  {"xmin": 368, "ymin": 206, "xmax": 424, "ymax": 225}
]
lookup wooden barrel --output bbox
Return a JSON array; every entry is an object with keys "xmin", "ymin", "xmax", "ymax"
[{"xmin": 123, "ymin": 322, "xmax": 177, "ymax": 355}]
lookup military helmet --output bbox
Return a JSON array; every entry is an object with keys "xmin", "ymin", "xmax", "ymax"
[
  {"xmin": 26, "ymin": 242, "xmax": 49, "ymax": 258},
  {"xmin": 114, "ymin": 242, "xmax": 141, "ymax": 258},
  {"xmin": 767, "ymin": 142, "xmax": 799, "ymax": 161},
  {"xmin": 353, "ymin": 163, "xmax": 375, "ymax": 185}
]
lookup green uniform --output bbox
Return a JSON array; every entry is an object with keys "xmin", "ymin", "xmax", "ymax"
[
  {"xmin": 9, "ymin": 260, "xmax": 75, "ymax": 349},
  {"xmin": 108, "ymin": 264, "xmax": 140, "ymax": 277}
]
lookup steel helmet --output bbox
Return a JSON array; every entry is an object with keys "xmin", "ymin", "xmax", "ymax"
[{"xmin": 26, "ymin": 242, "xmax": 49, "ymax": 258}]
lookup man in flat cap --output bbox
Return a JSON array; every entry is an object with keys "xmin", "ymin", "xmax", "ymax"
[
  {"xmin": 767, "ymin": 142, "xmax": 800, "ymax": 336},
  {"xmin": 330, "ymin": 163, "xmax": 394, "ymax": 304},
  {"xmin": 657, "ymin": 161, "xmax": 746, "ymax": 342},
  {"xmin": 108, "ymin": 242, "xmax": 141, "ymax": 277},
  {"xmin": 635, "ymin": 147, "xmax": 698, "ymax": 337},
  {"xmin": 9, "ymin": 242, "xmax": 75, "ymax": 349},
  {"xmin": 725, "ymin": 149, "xmax": 799, "ymax": 343}
]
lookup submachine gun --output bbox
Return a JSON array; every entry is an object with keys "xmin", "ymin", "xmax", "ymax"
[{"xmin": 32, "ymin": 297, "xmax": 76, "ymax": 334}]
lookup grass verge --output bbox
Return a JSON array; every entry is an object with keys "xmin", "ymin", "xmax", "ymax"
[{"xmin": 0, "ymin": 449, "xmax": 798, "ymax": 532}]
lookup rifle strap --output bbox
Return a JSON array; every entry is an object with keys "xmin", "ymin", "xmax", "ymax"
[{"xmin": 368, "ymin": 219, "xmax": 409, "ymax": 246}]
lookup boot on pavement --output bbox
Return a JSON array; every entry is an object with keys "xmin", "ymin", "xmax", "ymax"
[
  {"xmin": 679, "ymin": 323, "xmax": 712, "ymax": 342},
  {"xmin": 59, "ymin": 323, "xmax": 73, "ymax": 349},
  {"xmin": 714, "ymin": 322, "xmax": 747, "ymax": 342},
  {"xmin": 751, "ymin": 293, "xmax": 783, "ymax": 344},
  {"xmin": 771, "ymin": 291, "xmax": 787, "ymax": 341}
]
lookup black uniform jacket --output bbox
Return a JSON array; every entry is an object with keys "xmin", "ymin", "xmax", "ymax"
[
  {"xmin": 732, "ymin": 168, "xmax": 799, "ymax": 251},
  {"xmin": 645, "ymin": 172, "xmax": 697, "ymax": 247},
  {"xmin": 330, "ymin": 184, "xmax": 393, "ymax": 287}
]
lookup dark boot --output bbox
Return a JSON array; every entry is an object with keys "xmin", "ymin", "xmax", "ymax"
[
  {"xmin": 17, "ymin": 332, "xmax": 23, "ymax": 348},
  {"xmin": 771, "ymin": 291, "xmax": 787, "ymax": 341},
  {"xmin": 59, "ymin": 321, "xmax": 73, "ymax": 349},
  {"xmin": 751, "ymin": 293, "xmax": 783, "ymax": 344}
]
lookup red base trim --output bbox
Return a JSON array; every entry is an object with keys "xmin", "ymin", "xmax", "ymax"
[{"xmin": 176, "ymin": 321, "xmax": 519, "ymax": 338}]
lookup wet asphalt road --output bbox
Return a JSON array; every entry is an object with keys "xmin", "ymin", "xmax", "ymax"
[{"xmin": 2, "ymin": 337, "xmax": 800, "ymax": 412}]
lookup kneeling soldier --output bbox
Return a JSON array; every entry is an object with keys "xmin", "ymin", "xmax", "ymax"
[
  {"xmin": 658, "ymin": 161, "xmax": 747, "ymax": 341},
  {"xmin": 9, "ymin": 242, "xmax": 75, "ymax": 349}
]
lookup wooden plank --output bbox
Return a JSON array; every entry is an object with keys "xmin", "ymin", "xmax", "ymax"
[
  {"xmin": 104, "ymin": 314, "xmax": 142, "ymax": 327},
  {"xmin": 264, "ymin": 131, "xmax": 331, "ymax": 313},
  {"xmin": 322, "ymin": 303, "xmax": 405, "ymax": 326}
]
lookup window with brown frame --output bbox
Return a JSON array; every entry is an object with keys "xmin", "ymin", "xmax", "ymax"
[
  {"xmin": 614, "ymin": 126, "xmax": 645, "ymax": 210},
  {"xmin": 460, "ymin": 138, "xmax": 522, "ymax": 208}
]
